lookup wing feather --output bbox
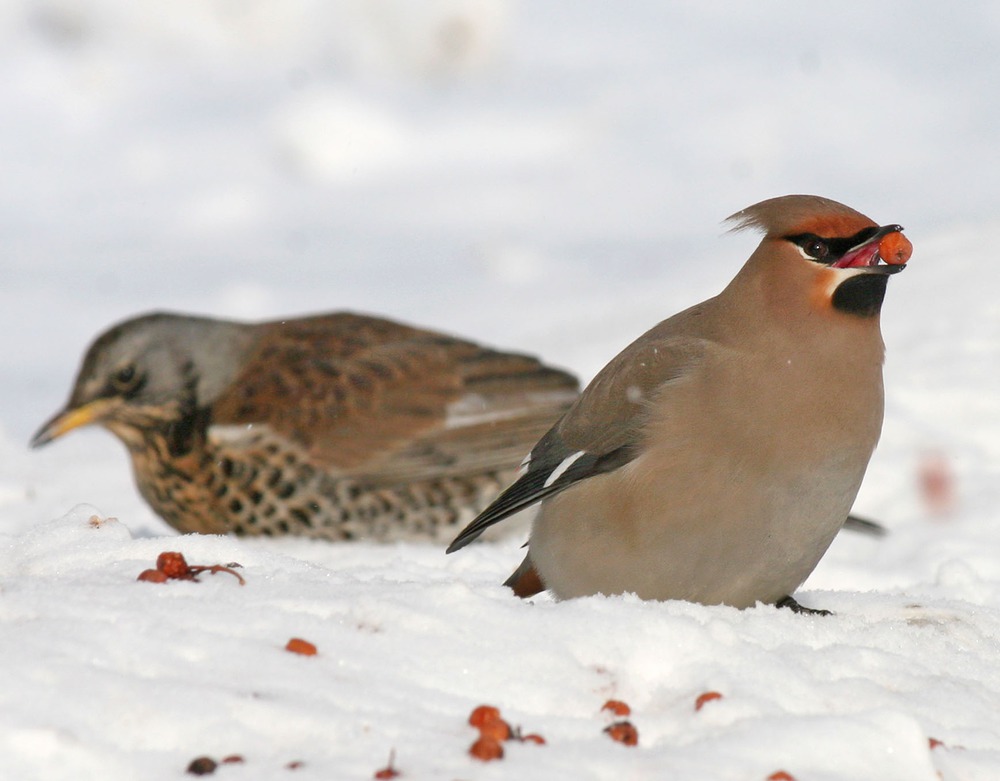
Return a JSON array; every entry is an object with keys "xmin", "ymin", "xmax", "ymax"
[
  {"xmin": 210, "ymin": 312, "xmax": 578, "ymax": 483},
  {"xmin": 447, "ymin": 321, "xmax": 709, "ymax": 551}
]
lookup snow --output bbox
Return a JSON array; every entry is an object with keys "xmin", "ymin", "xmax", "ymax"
[{"xmin": 2, "ymin": 1, "xmax": 1000, "ymax": 779}]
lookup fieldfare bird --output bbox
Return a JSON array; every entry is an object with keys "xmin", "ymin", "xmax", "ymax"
[
  {"xmin": 33, "ymin": 311, "xmax": 578, "ymax": 541},
  {"xmin": 448, "ymin": 195, "xmax": 912, "ymax": 612}
]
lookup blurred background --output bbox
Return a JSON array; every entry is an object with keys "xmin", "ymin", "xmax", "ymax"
[{"xmin": 2, "ymin": 1, "xmax": 998, "ymax": 529}]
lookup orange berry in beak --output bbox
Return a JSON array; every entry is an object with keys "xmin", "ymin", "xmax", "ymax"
[{"xmin": 878, "ymin": 231, "xmax": 912, "ymax": 265}]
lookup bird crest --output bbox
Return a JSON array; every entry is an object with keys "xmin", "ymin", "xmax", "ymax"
[{"xmin": 725, "ymin": 194, "xmax": 876, "ymax": 239}]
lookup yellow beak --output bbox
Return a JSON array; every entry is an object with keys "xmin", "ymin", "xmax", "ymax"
[{"xmin": 30, "ymin": 398, "xmax": 117, "ymax": 448}]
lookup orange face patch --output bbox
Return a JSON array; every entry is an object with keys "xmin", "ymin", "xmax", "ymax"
[
  {"xmin": 878, "ymin": 231, "xmax": 912, "ymax": 265},
  {"xmin": 809, "ymin": 266, "xmax": 841, "ymax": 311}
]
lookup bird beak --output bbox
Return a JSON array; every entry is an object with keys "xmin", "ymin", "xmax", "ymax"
[
  {"xmin": 834, "ymin": 224, "xmax": 911, "ymax": 273},
  {"xmin": 30, "ymin": 398, "xmax": 116, "ymax": 448}
]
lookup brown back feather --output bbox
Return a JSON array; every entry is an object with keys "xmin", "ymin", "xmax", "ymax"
[{"xmin": 211, "ymin": 312, "xmax": 578, "ymax": 481}]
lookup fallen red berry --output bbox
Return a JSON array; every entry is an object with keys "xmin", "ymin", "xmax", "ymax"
[
  {"xmin": 469, "ymin": 736, "xmax": 504, "ymax": 761},
  {"xmin": 186, "ymin": 756, "xmax": 217, "ymax": 775},
  {"xmin": 766, "ymin": 772, "xmax": 796, "ymax": 781},
  {"xmin": 694, "ymin": 691, "xmax": 723, "ymax": 711},
  {"xmin": 137, "ymin": 568, "xmax": 169, "ymax": 583},
  {"xmin": 601, "ymin": 699, "xmax": 631, "ymax": 717},
  {"xmin": 139, "ymin": 552, "xmax": 245, "ymax": 585},
  {"xmin": 285, "ymin": 638, "xmax": 318, "ymax": 656},
  {"xmin": 157, "ymin": 551, "xmax": 191, "ymax": 578},
  {"xmin": 478, "ymin": 718, "xmax": 512, "ymax": 742},
  {"xmin": 604, "ymin": 721, "xmax": 638, "ymax": 746},
  {"xmin": 468, "ymin": 705, "xmax": 502, "ymax": 729}
]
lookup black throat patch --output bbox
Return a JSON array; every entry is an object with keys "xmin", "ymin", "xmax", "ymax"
[{"xmin": 831, "ymin": 273, "xmax": 890, "ymax": 317}]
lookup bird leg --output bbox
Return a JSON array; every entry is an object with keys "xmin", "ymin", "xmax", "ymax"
[{"xmin": 775, "ymin": 595, "xmax": 832, "ymax": 616}]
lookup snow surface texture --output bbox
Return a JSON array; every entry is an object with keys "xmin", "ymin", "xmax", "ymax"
[{"xmin": 2, "ymin": 2, "xmax": 1000, "ymax": 779}]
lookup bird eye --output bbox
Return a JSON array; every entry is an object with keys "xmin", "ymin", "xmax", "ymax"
[
  {"xmin": 110, "ymin": 363, "xmax": 139, "ymax": 392},
  {"xmin": 805, "ymin": 239, "xmax": 829, "ymax": 260}
]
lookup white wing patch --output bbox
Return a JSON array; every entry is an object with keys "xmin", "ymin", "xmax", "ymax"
[
  {"xmin": 516, "ymin": 451, "xmax": 532, "ymax": 477},
  {"xmin": 543, "ymin": 450, "xmax": 586, "ymax": 488}
]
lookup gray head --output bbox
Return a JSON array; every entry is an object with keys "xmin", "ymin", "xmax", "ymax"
[{"xmin": 31, "ymin": 312, "xmax": 255, "ymax": 448}]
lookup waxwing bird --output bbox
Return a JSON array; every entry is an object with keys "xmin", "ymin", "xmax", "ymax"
[
  {"xmin": 448, "ymin": 194, "xmax": 912, "ymax": 612},
  {"xmin": 32, "ymin": 311, "xmax": 578, "ymax": 541}
]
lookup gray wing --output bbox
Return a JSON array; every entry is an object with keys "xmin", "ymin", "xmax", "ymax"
[{"xmin": 446, "ymin": 326, "xmax": 707, "ymax": 552}]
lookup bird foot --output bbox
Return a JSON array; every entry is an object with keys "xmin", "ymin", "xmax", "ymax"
[{"xmin": 776, "ymin": 595, "xmax": 832, "ymax": 616}]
